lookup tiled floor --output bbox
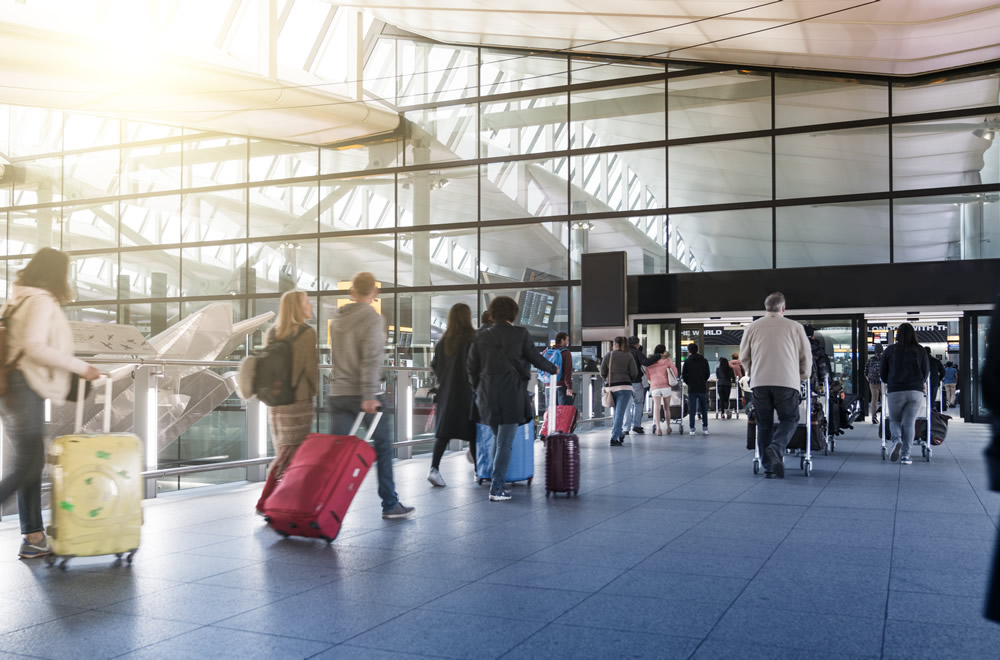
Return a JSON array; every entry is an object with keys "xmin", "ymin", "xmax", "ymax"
[{"xmin": 2, "ymin": 415, "xmax": 1000, "ymax": 659}]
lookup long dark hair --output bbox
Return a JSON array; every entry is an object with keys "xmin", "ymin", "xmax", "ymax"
[
  {"xmin": 16, "ymin": 247, "xmax": 72, "ymax": 303},
  {"xmin": 718, "ymin": 356, "xmax": 734, "ymax": 379},
  {"xmin": 442, "ymin": 303, "xmax": 474, "ymax": 356},
  {"xmin": 895, "ymin": 323, "xmax": 920, "ymax": 352}
]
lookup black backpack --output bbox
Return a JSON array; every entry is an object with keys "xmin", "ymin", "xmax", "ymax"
[{"xmin": 251, "ymin": 325, "xmax": 309, "ymax": 406}]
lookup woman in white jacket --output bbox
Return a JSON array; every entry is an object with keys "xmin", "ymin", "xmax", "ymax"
[{"xmin": 0, "ymin": 248, "xmax": 100, "ymax": 558}]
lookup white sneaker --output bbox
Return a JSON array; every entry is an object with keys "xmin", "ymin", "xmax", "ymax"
[
  {"xmin": 689, "ymin": 430, "xmax": 696, "ymax": 436},
  {"xmin": 427, "ymin": 468, "xmax": 446, "ymax": 487},
  {"xmin": 702, "ymin": 429, "xmax": 710, "ymax": 436}
]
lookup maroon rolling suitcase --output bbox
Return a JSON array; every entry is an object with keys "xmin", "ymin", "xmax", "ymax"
[
  {"xmin": 542, "ymin": 377, "xmax": 580, "ymax": 497},
  {"xmin": 540, "ymin": 405, "xmax": 578, "ymax": 437},
  {"xmin": 259, "ymin": 412, "xmax": 378, "ymax": 543}
]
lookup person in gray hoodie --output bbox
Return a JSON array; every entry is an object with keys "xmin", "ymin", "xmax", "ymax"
[{"xmin": 328, "ymin": 272, "xmax": 414, "ymax": 519}]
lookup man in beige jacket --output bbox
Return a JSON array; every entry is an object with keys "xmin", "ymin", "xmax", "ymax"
[{"xmin": 739, "ymin": 292, "xmax": 812, "ymax": 479}]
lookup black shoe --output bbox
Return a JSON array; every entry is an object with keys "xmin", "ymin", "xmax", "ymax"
[
  {"xmin": 633, "ymin": 426, "xmax": 645, "ymax": 434},
  {"xmin": 765, "ymin": 472, "xmax": 776, "ymax": 479},
  {"xmin": 765, "ymin": 447, "xmax": 784, "ymax": 479}
]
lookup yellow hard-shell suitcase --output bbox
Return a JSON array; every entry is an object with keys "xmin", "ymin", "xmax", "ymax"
[{"xmin": 46, "ymin": 376, "xmax": 142, "ymax": 569}]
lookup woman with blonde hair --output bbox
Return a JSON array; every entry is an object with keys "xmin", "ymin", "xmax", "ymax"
[{"xmin": 255, "ymin": 291, "xmax": 318, "ymax": 511}]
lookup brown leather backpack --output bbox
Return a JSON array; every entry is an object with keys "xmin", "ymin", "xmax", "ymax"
[{"xmin": 0, "ymin": 298, "xmax": 28, "ymax": 397}]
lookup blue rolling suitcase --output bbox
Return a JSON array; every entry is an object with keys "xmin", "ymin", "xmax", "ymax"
[{"xmin": 476, "ymin": 422, "xmax": 535, "ymax": 486}]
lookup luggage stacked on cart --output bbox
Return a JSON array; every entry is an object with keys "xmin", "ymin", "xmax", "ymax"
[
  {"xmin": 47, "ymin": 376, "xmax": 143, "ymax": 569},
  {"xmin": 542, "ymin": 375, "xmax": 580, "ymax": 497},
  {"xmin": 840, "ymin": 393, "xmax": 861, "ymax": 429},
  {"xmin": 476, "ymin": 422, "xmax": 534, "ymax": 486},
  {"xmin": 787, "ymin": 398, "xmax": 826, "ymax": 452},
  {"xmin": 745, "ymin": 404, "xmax": 757, "ymax": 450},
  {"xmin": 915, "ymin": 410, "xmax": 951, "ymax": 446},
  {"xmin": 670, "ymin": 388, "xmax": 686, "ymax": 426},
  {"xmin": 260, "ymin": 412, "xmax": 378, "ymax": 543}
]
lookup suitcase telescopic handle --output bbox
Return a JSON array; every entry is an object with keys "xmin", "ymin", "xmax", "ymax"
[
  {"xmin": 548, "ymin": 373, "xmax": 558, "ymax": 433},
  {"xmin": 349, "ymin": 410, "xmax": 383, "ymax": 443},
  {"xmin": 74, "ymin": 373, "xmax": 112, "ymax": 434}
]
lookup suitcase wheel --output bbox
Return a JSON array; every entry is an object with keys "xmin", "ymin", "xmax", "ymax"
[
  {"xmin": 126, "ymin": 550, "xmax": 136, "ymax": 564},
  {"xmin": 59, "ymin": 557, "xmax": 71, "ymax": 570},
  {"xmin": 44, "ymin": 554, "xmax": 57, "ymax": 567},
  {"xmin": 321, "ymin": 536, "xmax": 333, "ymax": 544},
  {"xmin": 276, "ymin": 530, "xmax": 290, "ymax": 538},
  {"xmin": 545, "ymin": 490, "xmax": 551, "ymax": 497},
  {"xmin": 263, "ymin": 516, "xmax": 271, "ymax": 524},
  {"xmin": 527, "ymin": 477, "xmax": 533, "ymax": 487}
]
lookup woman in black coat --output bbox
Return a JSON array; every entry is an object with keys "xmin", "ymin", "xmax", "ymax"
[
  {"xmin": 983, "ymin": 300, "xmax": 1000, "ymax": 622},
  {"xmin": 427, "ymin": 303, "xmax": 477, "ymax": 488},
  {"xmin": 467, "ymin": 296, "xmax": 557, "ymax": 502}
]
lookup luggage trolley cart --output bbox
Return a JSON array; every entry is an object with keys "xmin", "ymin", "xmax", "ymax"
[
  {"xmin": 822, "ymin": 374, "xmax": 835, "ymax": 455},
  {"xmin": 671, "ymin": 383, "xmax": 687, "ymax": 431},
  {"xmin": 751, "ymin": 380, "xmax": 813, "ymax": 477},
  {"xmin": 714, "ymin": 380, "xmax": 739, "ymax": 420},
  {"xmin": 879, "ymin": 374, "xmax": 933, "ymax": 462}
]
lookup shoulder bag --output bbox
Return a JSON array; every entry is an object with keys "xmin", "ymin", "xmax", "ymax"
[{"xmin": 601, "ymin": 352, "xmax": 616, "ymax": 408}]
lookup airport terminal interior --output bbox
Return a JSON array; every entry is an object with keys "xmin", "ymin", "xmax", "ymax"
[{"xmin": 0, "ymin": 0, "xmax": 999, "ymax": 657}]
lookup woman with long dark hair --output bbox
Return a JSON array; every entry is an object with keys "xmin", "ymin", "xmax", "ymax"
[
  {"xmin": 880, "ymin": 322, "xmax": 930, "ymax": 464},
  {"xmin": 0, "ymin": 248, "xmax": 101, "ymax": 558},
  {"xmin": 716, "ymin": 356, "xmax": 735, "ymax": 419},
  {"xmin": 428, "ymin": 303, "xmax": 477, "ymax": 487}
]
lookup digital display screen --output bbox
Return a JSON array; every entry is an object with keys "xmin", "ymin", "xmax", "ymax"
[{"xmin": 517, "ymin": 289, "xmax": 557, "ymax": 328}]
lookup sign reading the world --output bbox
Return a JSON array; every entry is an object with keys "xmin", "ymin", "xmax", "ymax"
[{"xmin": 70, "ymin": 322, "xmax": 158, "ymax": 356}]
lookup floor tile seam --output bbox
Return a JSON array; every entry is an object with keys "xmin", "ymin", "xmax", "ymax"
[
  {"xmin": 107, "ymin": 623, "xmax": 213, "ymax": 659},
  {"xmin": 0, "ymin": 605, "xmax": 92, "ymax": 640},
  {"xmin": 685, "ymin": 478, "xmax": 820, "ymax": 659},
  {"xmin": 210, "ymin": 618, "xmax": 370, "ymax": 646},
  {"xmin": 946, "ymin": 442, "xmax": 1000, "ymax": 531},
  {"xmin": 529, "ymin": 617, "xmax": 706, "ymax": 642},
  {"xmin": 305, "ymin": 643, "xmax": 440, "ymax": 660},
  {"xmin": 880, "ymin": 451, "xmax": 904, "ymax": 660}
]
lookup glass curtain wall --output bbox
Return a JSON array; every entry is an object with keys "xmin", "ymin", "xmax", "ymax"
[{"xmin": 1, "ymin": 37, "xmax": 999, "ymax": 486}]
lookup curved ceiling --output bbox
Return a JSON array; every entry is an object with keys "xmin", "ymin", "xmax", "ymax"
[{"xmin": 345, "ymin": 0, "xmax": 1000, "ymax": 76}]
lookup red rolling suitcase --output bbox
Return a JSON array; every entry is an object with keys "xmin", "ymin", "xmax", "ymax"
[
  {"xmin": 259, "ymin": 412, "xmax": 378, "ymax": 543},
  {"xmin": 542, "ymin": 376, "xmax": 580, "ymax": 497},
  {"xmin": 539, "ymin": 373, "xmax": 578, "ymax": 437}
]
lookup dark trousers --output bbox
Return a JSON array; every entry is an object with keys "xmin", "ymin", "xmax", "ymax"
[
  {"xmin": 718, "ymin": 383, "xmax": 732, "ymax": 412},
  {"xmin": 431, "ymin": 436, "xmax": 476, "ymax": 469},
  {"xmin": 328, "ymin": 395, "xmax": 399, "ymax": 512},
  {"xmin": 0, "ymin": 371, "xmax": 46, "ymax": 535},
  {"xmin": 753, "ymin": 386, "xmax": 801, "ymax": 469},
  {"xmin": 556, "ymin": 385, "xmax": 574, "ymax": 406},
  {"xmin": 689, "ymin": 392, "xmax": 708, "ymax": 430}
]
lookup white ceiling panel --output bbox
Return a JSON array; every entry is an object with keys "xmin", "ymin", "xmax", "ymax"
[{"xmin": 344, "ymin": 0, "xmax": 1000, "ymax": 75}]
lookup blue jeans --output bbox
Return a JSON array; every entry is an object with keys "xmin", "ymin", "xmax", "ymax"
[
  {"xmin": 0, "ymin": 371, "xmax": 46, "ymax": 535},
  {"xmin": 689, "ymin": 392, "xmax": 708, "ymax": 430},
  {"xmin": 624, "ymin": 383, "xmax": 645, "ymax": 429},
  {"xmin": 753, "ymin": 386, "xmax": 801, "ymax": 469},
  {"xmin": 328, "ymin": 395, "xmax": 399, "ymax": 512},
  {"xmin": 490, "ymin": 423, "xmax": 518, "ymax": 494},
  {"xmin": 611, "ymin": 390, "xmax": 632, "ymax": 441},
  {"xmin": 888, "ymin": 390, "xmax": 924, "ymax": 459}
]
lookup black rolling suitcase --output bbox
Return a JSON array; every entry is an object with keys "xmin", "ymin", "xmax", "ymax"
[{"xmin": 542, "ymin": 377, "xmax": 579, "ymax": 497}]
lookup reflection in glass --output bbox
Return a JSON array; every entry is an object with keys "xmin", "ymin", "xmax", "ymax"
[
  {"xmin": 397, "ymin": 41, "xmax": 477, "ymax": 106},
  {"xmin": 318, "ymin": 235, "xmax": 396, "ymax": 290},
  {"xmin": 670, "ymin": 138, "xmax": 771, "ymax": 207},
  {"xmin": 775, "ymin": 74, "xmax": 888, "ymax": 128},
  {"xmin": 321, "ymin": 137, "xmax": 402, "ymax": 175},
  {"xmin": 8, "ymin": 209, "xmax": 59, "ymax": 255},
  {"xmin": 120, "ymin": 302, "xmax": 180, "ymax": 337},
  {"xmin": 320, "ymin": 175, "xmax": 395, "ymax": 232},
  {"xmin": 776, "ymin": 201, "xmax": 889, "ymax": 268},
  {"xmin": 64, "ymin": 113, "xmax": 120, "ymax": 151},
  {"xmin": 185, "ymin": 136, "xmax": 247, "ymax": 187},
  {"xmin": 249, "ymin": 140, "xmax": 318, "ymax": 181},
  {"xmin": 249, "ymin": 240, "xmax": 319, "ymax": 294},
  {"xmin": 481, "ymin": 49, "xmax": 567, "ymax": 94},
  {"xmin": 572, "ymin": 57, "xmax": 662, "ymax": 84},
  {"xmin": 571, "ymin": 148, "xmax": 665, "ymax": 213},
  {"xmin": 183, "ymin": 190, "xmax": 246, "ymax": 242},
  {"xmin": 65, "ymin": 149, "xmax": 120, "ymax": 198},
  {"xmin": 9, "ymin": 106, "xmax": 62, "ymax": 156},
  {"xmin": 62, "ymin": 203, "xmax": 117, "ymax": 252},
  {"xmin": 481, "ymin": 222, "xmax": 569, "ymax": 283},
  {"xmin": 480, "ymin": 92, "xmax": 568, "ymax": 158},
  {"xmin": 892, "ymin": 69, "xmax": 1000, "ymax": 116},
  {"xmin": 397, "ymin": 165, "xmax": 478, "ymax": 226},
  {"xmin": 14, "ymin": 157, "xmax": 62, "ymax": 206},
  {"xmin": 669, "ymin": 209, "xmax": 771, "ymax": 272},
  {"xmin": 249, "ymin": 183, "xmax": 319, "ymax": 236},
  {"xmin": 182, "ymin": 244, "xmax": 247, "ymax": 297},
  {"xmin": 121, "ymin": 195, "xmax": 182, "ymax": 246},
  {"xmin": 397, "ymin": 227, "xmax": 478, "ymax": 288},
  {"xmin": 570, "ymin": 216, "xmax": 666, "ymax": 277},
  {"xmin": 482, "ymin": 157, "xmax": 569, "ymax": 220},
  {"xmin": 571, "ymin": 82, "xmax": 665, "ymax": 149},
  {"xmin": 668, "ymin": 70, "xmax": 771, "ymax": 139},
  {"xmin": 71, "ymin": 252, "xmax": 119, "ymax": 301},
  {"xmin": 395, "ymin": 290, "xmax": 478, "ymax": 368},
  {"xmin": 119, "ymin": 249, "xmax": 180, "ymax": 299},
  {"xmin": 122, "ymin": 142, "xmax": 182, "ymax": 193},
  {"xmin": 405, "ymin": 105, "xmax": 477, "ymax": 163},
  {"xmin": 893, "ymin": 194, "xmax": 1000, "ymax": 262},
  {"xmin": 481, "ymin": 286, "xmax": 569, "ymax": 349},
  {"xmin": 777, "ymin": 127, "xmax": 889, "ymax": 198},
  {"xmin": 893, "ymin": 117, "xmax": 1000, "ymax": 190}
]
